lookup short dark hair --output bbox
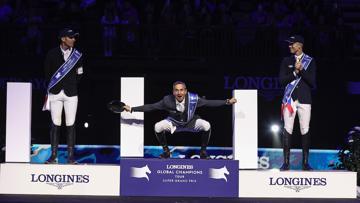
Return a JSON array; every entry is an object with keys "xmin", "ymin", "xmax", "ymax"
[{"xmin": 172, "ymin": 81, "xmax": 187, "ymax": 89}]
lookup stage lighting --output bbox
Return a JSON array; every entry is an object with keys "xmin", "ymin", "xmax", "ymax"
[
  {"xmin": 271, "ymin": 124, "xmax": 280, "ymax": 133},
  {"xmin": 84, "ymin": 122, "xmax": 89, "ymax": 128}
]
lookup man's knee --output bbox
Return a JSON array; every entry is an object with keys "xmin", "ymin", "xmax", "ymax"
[
  {"xmin": 284, "ymin": 126, "xmax": 293, "ymax": 135},
  {"xmin": 300, "ymin": 127, "xmax": 309, "ymax": 135},
  {"xmin": 154, "ymin": 122, "xmax": 162, "ymax": 133},
  {"xmin": 154, "ymin": 121, "xmax": 170, "ymax": 133},
  {"xmin": 197, "ymin": 120, "xmax": 210, "ymax": 131},
  {"xmin": 52, "ymin": 118, "xmax": 62, "ymax": 126},
  {"xmin": 65, "ymin": 121, "xmax": 75, "ymax": 126},
  {"xmin": 203, "ymin": 121, "xmax": 211, "ymax": 131}
]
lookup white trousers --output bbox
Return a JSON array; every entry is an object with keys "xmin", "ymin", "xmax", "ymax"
[
  {"xmin": 49, "ymin": 90, "xmax": 78, "ymax": 126},
  {"xmin": 154, "ymin": 119, "xmax": 211, "ymax": 134},
  {"xmin": 283, "ymin": 100, "xmax": 311, "ymax": 135}
]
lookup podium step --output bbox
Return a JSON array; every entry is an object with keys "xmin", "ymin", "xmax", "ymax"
[
  {"xmin": 238, "ymin": 170, "xmax": 357, "ymax": 198},
  {"xmin": 0, "ymin": 162, "xmax": 357, "ymax": 198},
  {"xmin": 120, "ymin": 158, "xmax": 239, "ymax": 197},
  {"xmin": 0, "ymin": 163, "xmax": 120, "ymax": 196}
]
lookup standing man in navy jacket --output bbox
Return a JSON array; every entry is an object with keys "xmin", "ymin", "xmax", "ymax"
[
  {"xmin": 43, "ymin": 28, "xmax": 84, "ymax": 164},
  {"xmin": 279, "ymin": 35, "xmax": 316, "ymax": 170},
  {"xmin": 124, "ymin": 81, "xmax": 237, "ymax": 159}
]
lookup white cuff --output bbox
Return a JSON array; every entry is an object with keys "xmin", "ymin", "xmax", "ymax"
[{"xmin": 77, "ymin": 67, "xmax": 84, "ymax": 75}]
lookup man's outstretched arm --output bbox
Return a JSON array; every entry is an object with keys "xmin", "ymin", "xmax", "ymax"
[
  {"xmin": 197, "ymin": 97, "xmax": 237, "ymax": 107},
  {"xmin": 124, "ymin": 99, "xmax": 165, "ymax": 112}
]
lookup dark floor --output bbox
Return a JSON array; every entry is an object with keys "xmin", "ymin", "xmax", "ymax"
[{"xmin": 0, "ymin": 195, "xmax": 359, "ymax": 203}]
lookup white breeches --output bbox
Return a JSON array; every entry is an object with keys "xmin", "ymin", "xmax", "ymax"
[
  {"xmin": 49, "ymin": 90, "xmax": 78, "ymax": 126},
  {"xmin": 283, "ymin": 100, "xmax": 311, "ymax": 135},
  {"xmin": 154, "ymin": 119, "xmax": 211, "ymax": 134}
]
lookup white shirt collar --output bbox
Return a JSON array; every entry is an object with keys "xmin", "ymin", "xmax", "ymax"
[
  {"xmin": 295, "ymin": 52, "xmax": 304, "ymax": 60},
  {"xmin": 60, "ymin": 46, "xmax": 72, "ymax": 61},
  {"xmin": 60, "ymin": 46, "xmax": 72, "ymax": 54},
  {"xmin": 176, "ymin": 99, "xmax": 185, "ymax": 105}
]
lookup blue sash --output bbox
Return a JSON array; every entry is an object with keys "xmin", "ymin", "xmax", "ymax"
[
  {"xmin": 42, "ymin": 49, "xmax": 82, "ymax": 111},
  {"xmin": 167, "ymin": 92, "xmax": 199, "ymax": 126},
  {"xmin": 281, "ymin": 54, "xmax": 312, "ymax": 115}
]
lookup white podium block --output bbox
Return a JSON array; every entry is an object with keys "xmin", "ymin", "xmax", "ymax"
[
  {"xmin": 120, "ymin": 77, "xmax": 144, "ymax": 157},
  {"xmin": 238, "ymin": 170, "xmax": 357, "ymax": 198},
  {"xmin": 233, "ymin": 90, "xmax": 258, "ymax": 169},
  {"xmin": 0, "ymin": 163, "xmax": 120, "ymax": 196},
  {"xmin": 6, "ymin": 82, "xmax": 32, "ymax": 162}
]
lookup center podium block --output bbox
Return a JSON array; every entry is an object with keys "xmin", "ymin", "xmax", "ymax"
[{"xmin": 120, "ymin": 158, "xmax": 239, "ymax": 197}]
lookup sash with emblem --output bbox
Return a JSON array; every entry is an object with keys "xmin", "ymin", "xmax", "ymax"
[
  {"xmin": 42, "ymin": 49, "xmax": 82, "ymax": 111},
  {"xmin": 281, "ymin": 54, "xmax": 312, "ymax": 116}
]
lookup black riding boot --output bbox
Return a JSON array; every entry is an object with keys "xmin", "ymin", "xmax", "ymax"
[
  {"xmin": 66, "ymin": 125, "xmax": 77, "ymax": 164},
  {"xmin": 155, "ymin": 131, "xmax": 170, "ymax": 158},
  {"xmin": 200, "ymin": 129, "xmax": 211, "ymax": 159},
  {"xmin": 46, "ymin": 124, "xmax": 61, "ymax": 164},
  {"xmin": 302, "ymin": 132, "xmax": 313, "ymax": 170},
  {"xmin": 280, "ymin": 130, "xmax": 291, "ymax": 170}
]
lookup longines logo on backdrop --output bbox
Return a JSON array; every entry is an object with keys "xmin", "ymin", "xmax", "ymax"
[
  {"xmin": 224, "ymin": 76, "xmax": 283, "ymax": 101},
  {"xmin": 31, "ymin": 173, "xmax": 90, "ymax": 189},
  {"xmin": 269, "ymin": 177, "xmax": 327, "ymax": 192}
]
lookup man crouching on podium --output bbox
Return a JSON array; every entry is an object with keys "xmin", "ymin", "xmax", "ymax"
[{"xmin": 123, "ymin": 81, "xmax": 237, "ymax": 159}]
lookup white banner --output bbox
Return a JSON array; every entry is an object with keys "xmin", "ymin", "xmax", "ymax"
[
  {"xmin": 233, "ymin": 90, "xmax": 258, "ymax": 169},
  {"xmin": 120, "ymin": 77, "xmax": 144, "ymax": 157},
  {"xmin": 0, "ymin": 163, "xmax": 120, "ymax": 196},
  {"xmin": 6, "ymin": 82, "xmax": 32, "ymax": 162},
  {"xmin": 238, "ymin": 170, "xmax": 357, "ymax": 198}
]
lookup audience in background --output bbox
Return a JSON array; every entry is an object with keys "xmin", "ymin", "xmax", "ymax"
[
  {"xmin": 101, "ymin": 2, "xmax": 120, "ymax": 57},
  {"xmin": 0, "ymin": 0, "xmax": 356, "ymax": 58}
]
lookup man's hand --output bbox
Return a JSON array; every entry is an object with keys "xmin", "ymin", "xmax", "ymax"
[
  {"xmin": 123, "ymin": 105, "xmax": 131, "ymax": 112},
  {"xmin": 226, "ymin": 97, "xmax": 237, "ymax": 105},
  {"xmin": 295, "ymin": 61, "xmax": 303, "ymax": 71}
]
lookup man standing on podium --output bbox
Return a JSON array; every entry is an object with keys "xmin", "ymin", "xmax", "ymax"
[
  {"xmin": 123, "ymin": 81, "xmax": 237, "ymax": 159},
  {"xmin": 279, "ymin": 35, "xmax": 317, "ymax": 170},
  {"xmin": 43, "ymin": 28, "xmax": 84, "ymax": 164}
]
